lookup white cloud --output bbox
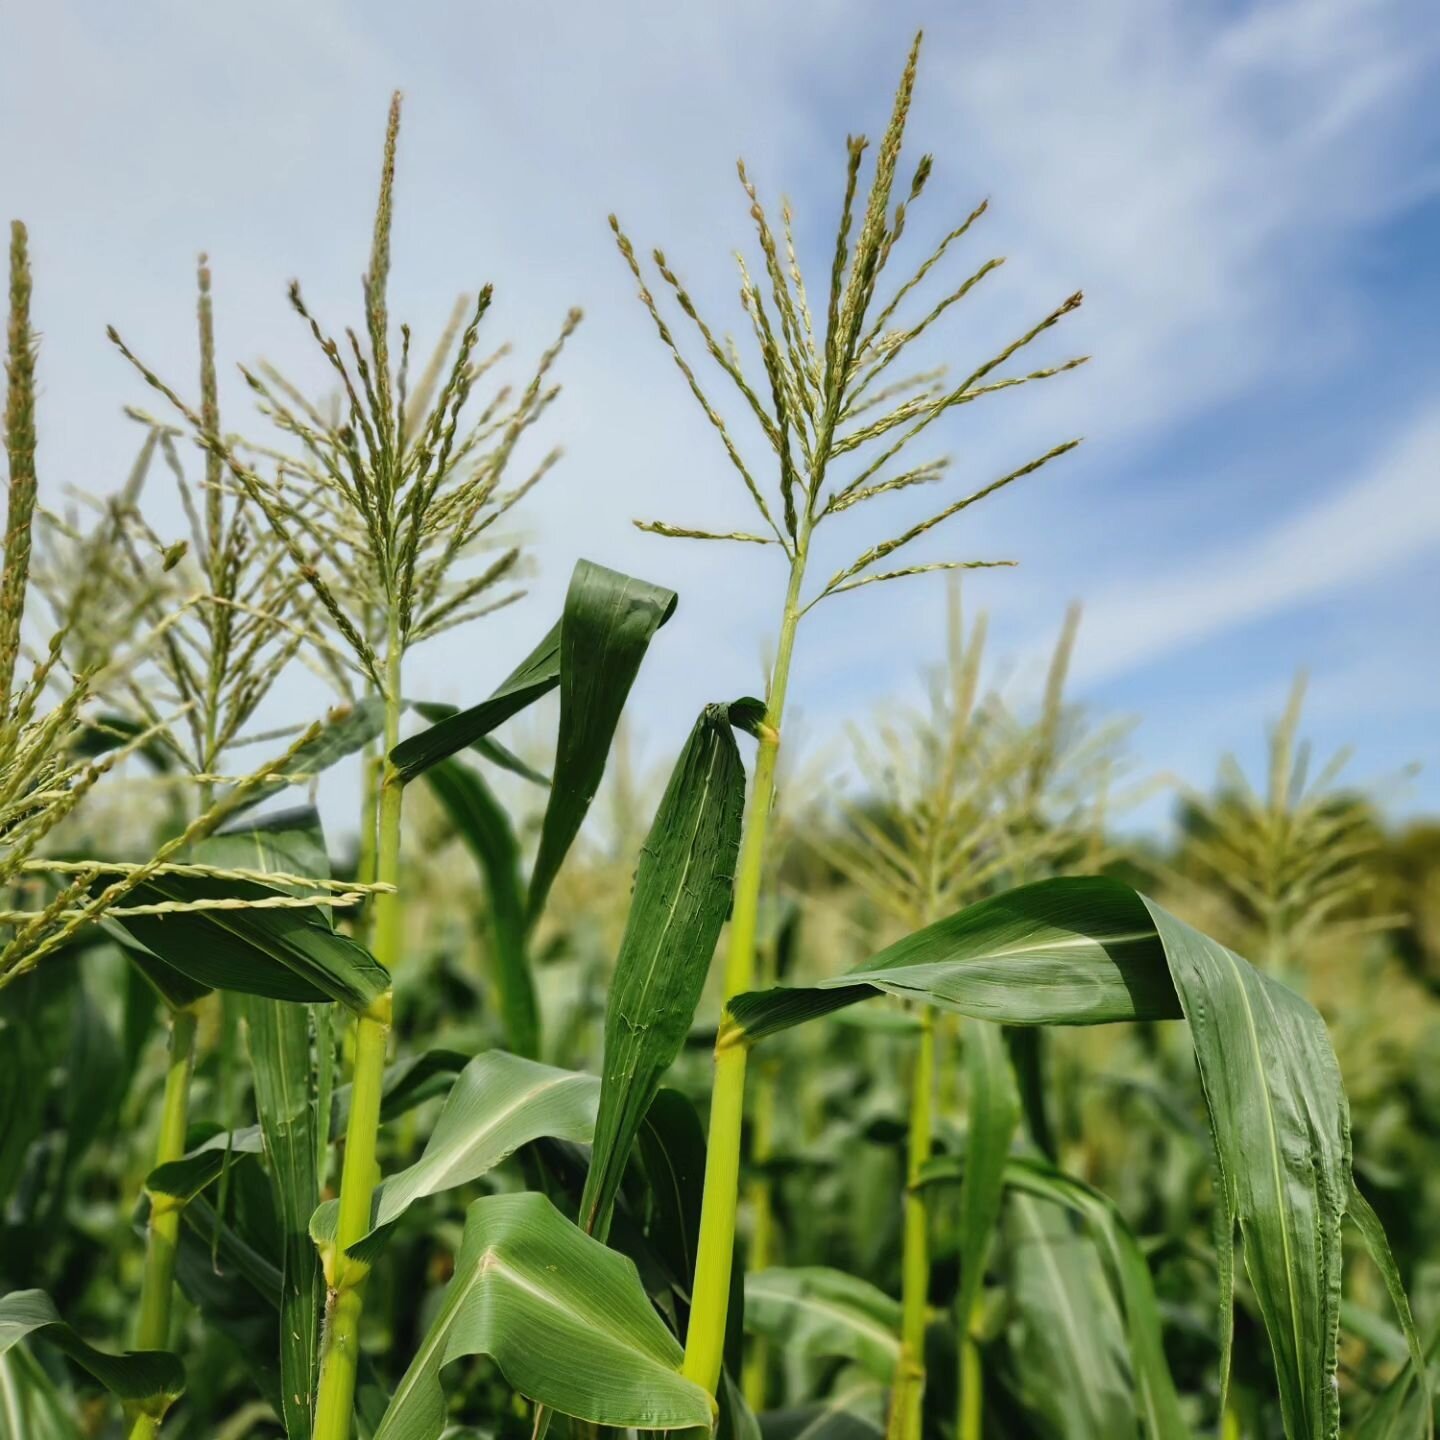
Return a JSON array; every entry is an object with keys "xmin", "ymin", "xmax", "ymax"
[{"xmin": 1060, "ymin": 404, "xmax": 1440, "ymax": 688}]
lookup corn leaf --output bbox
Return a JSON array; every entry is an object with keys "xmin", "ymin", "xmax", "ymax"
[
  {"xmin": 579, "ymin": 701, "xmax": 747, "ymax": 1238},
  {"xmin": 309, "ymin": 1050, "xmax": 599, "ymax": 1262},
  {"xmin": 0, "ymin": 1343, "xmax": 82, "ymax": 1440},
  {"xmin": 636, "ymin": 1088, "xmax": 710, "ymax": 1326},
  {"xmin": 411, "ymin": 700, "xmax": 549, "ymax": 786},
  {"xmin": 372, "ymin": 1191, "xmax": 713, "ymax": 1436},
  {"xmin": 731, "ymin": 875, "xmax": 1402, "ymax": 1440},
  {"xmin": 759, "ymin": 1382, "xmax": 887, "ymax": 1440},
  {"xmin": 526, "ymin": 560, "xmax": 679, "ymax": 922},
  {"xmin": 0, "ymin": 1289, "xmax": 184, "ymax": 1420},
  {"xmin": 1006, "ymin": 1191, "xmax": 1138, "ymax": 1440},
  {"xmin": 929, "ymin": 1150, "xmax": 1188, "ymax": 1439},
  {"xmin": 955, "ymin": 1018, "xmax": 1019, "ymax": 1340},
  {"xmin": 389, "ymin": 558, "xmax": 675, "ymax": 785},
  {"xmin": 112, "ymin": 872, "xmax": 389, "ymax": 1012},
  {"xmin": 743, "ymin": 1268, "xmax": 901, "ymax": 1382},
  {"xmin": 424, "ymin": 759, "xmax": 537, "ymax": 1057},
  {"xmin": 223, "ymin": 697, "xmax": 387, "ymax": 820},
  {"xmin": 237, "ymin": 863, "xmax": 325, "ymax": 1440},
  {"xmin": 149, "ymin": 1047, "xmax": 467, "ymax": 1205}
]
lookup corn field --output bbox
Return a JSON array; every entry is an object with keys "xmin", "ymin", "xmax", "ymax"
[{"xmin": 3, "ymin": 31, "xmax": 1440, "ymax": 1440}]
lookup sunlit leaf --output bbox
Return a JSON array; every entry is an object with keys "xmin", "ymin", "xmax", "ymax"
[{"xmin": 373, "ymin": 1192, "xmax": 713, "ymax": 1436}]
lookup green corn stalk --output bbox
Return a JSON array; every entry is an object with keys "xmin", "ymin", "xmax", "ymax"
[{"xmin": 614, "ymin": 32, "xmax": 1086, "ymax": 1400}]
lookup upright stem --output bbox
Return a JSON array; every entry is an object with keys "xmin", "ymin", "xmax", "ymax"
[
  {"xmin": 684, "ymin": 540, "xmax": 807, "ymax": 1399},
  {"xmin": 888, "ymin": 1006, "xmax": 935, "ymax": 1440},
  {"xmin": 312, "ymin": 626, "xmax": 403, "ymax": 1440},
  {"xmin": 741, "ymin": 1048, "xmax": 778, "ymax": 1409},
  {"xmin": 135, "ymin": 1005, "xmax": 199, "ymax": 1354},
  {"xmin": 957, "ymin": 1328, "xmax": 983, "ymax": 1440}
]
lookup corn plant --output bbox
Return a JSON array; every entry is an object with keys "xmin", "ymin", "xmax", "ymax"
[
  {"xmin": 1, "ymin": 32, "xmax": 1436, "ymax": 1440},
  {"xmin": 612, "ymin": 31, "xmax": 1088, "ymax": 1403}
]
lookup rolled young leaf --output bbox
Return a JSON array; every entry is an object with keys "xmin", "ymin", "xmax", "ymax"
[
  {"xmin": 0, "ymin": 1289, "xmax": 184, "ymax": 1420},
  {"xmin": 372, "ymin": 1191, "xmax": 713, "ymax": 1437},
  {"xmin": 579, "ymin": 701, "xmax": 747, "ymax": 1238}
]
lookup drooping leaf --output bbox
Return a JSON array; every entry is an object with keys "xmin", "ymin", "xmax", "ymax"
[
  {"xmin": 372, "ymin": 1191, "xmax": 713, "ymax": 1437},
  {"xmin": 310, "ymin": 1051, "xmax": 599, "ymax": 1262},
  {"xmin": 147, "ymin": 1125, "xmax": 266, "ymax": 1203},
  {"xmin": 743, "ymin": 1268, "xmax": 901, "ymax": 1382},
  {"xmin": 526, "ymin": 559, "xmax": 679, "ymax": 921},
  {"xmin": 579, "ymin": 702, "xmax": 747, "ymax": 1238},
  {"xmin": 732, "ymin": 875, "xmax": 1392, "ymax": 1439},
  {"xmin": 112, "ymin": 871, "xmax": 389, "ymax": 1011},
  {"xmin": 389, "ymin": 559, "xmax": 676, "ymax": 785},
  {"xmin": 149, "ymin": 1047, "xmax": 468, "ymax": 1205},
  {"xmin": 729, "ymin": 878, "xmax": 1178, "ymax": 1040},
  {"xmin": 424, "ymin": 759, "xmax": 537, "ymax": 1057},
  {"xmin": 0, "ymin": 1290, "xmax": 183, "ymax": 1420}
]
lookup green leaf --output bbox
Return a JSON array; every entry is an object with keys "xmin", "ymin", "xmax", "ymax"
[
  {"xmin": 636, "ymin": 1088, "xmax": 710, "ymax": 1320},
  {"xmin": 241, "ymin": 995, "xmax": 323, "ymax": 1440},
  {"xmin": 955, "ymin": 1019, "xmax": 1019, "ymax": 1338},
  {"xmin": 207, "ymin": 802, "xmax": 329, "ymax": 1435},
  {"xmin": 742, "ymin": 1268, "xmax": 901, "ymax": 1382},
  {"xmin": 729, "ymin": 877, "xmax": 1178, "ymax": 1040},
  {"xmin": 148, "ymin": 1047, "xmax": 468, "ymax": 1205},
  {"xmin": 411, "ymin": 701, "xmax": 549, "ymax": 787},
  {"xmin": 390, "ymin": 559, "xmax": 676, "ymax": 786},
  {"xmin": 69, "ymin": 712, "xmax": 175, "ymax": 771},
  {"xmin": 579, "ymin": 702, "xmax": 746, "ymax": 1238},
  {"xmin": 527, "ymin": 560, "xmax": 679, "ymax": 921},
  {"xmin": 928, "ymin": 1152, "xmax": 1188, "ymax": 1440},
  {"xmin": 112, "ymin": 872, "xmax": 389, "ymax": 1012},
  {"xmin": 0, "ymin": 1343, "xmax": 83, "ymax": 1440},
  {"xmin": 1005, "ymin": 1191, "xmax": 1137, "ymax": 1440},
  {"xmin": 0, "ymin": 1289, "xmax": 184, "ymax": 1419},
  {"xmin": 733, "ymin": 875, "xmax": 1396, "ymax": 1439},
  {"xmin": 373, "ymin": 1191, "xmax": 713, "ymax": 1436},
  {"xmin": 424, "ymin": 759, "xmax": 538, "ymax": 1058},
  {"xmin": 757, "ymin": 1382, "xmax": 886, "ymax": 1440},
  {"xmin": 224, "ymin": 698, "xmax": 388, "ymax": 819},
  {"xmin": 1346, "ymin": 1182, "xmax": 1433, "ymax": 1440},
  {"xmin": 309, "ymin": 1051, "xmax": 599, "ymax": 1263},
  {"xmin": 147, "ymin": 1126, "xmax": 266, "ymax": 1203}
]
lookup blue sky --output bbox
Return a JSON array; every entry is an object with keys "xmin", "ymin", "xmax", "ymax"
[{"xmin": 3, "ymin": 0, "xmax": 1438, "ymax": 835}]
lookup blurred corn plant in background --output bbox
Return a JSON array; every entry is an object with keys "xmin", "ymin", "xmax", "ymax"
[{"xmin": 1, "ymin": 30, "xmax": 1438, "ymax": 1440}]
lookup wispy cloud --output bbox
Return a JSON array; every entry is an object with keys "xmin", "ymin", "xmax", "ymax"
[{"xmin": 2, "ymin": 0, "xmax": 1437, "ymax": 816}]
